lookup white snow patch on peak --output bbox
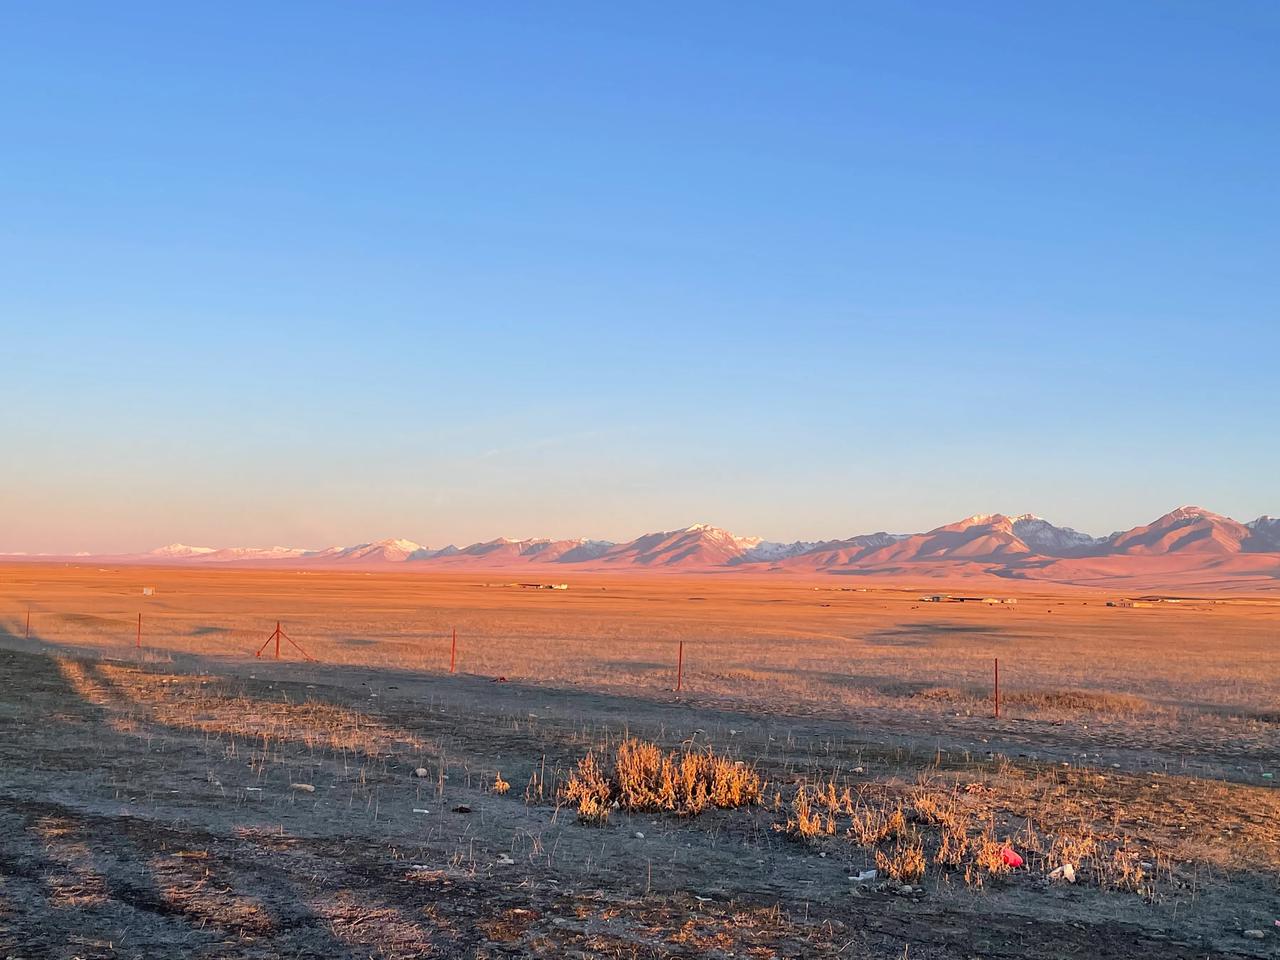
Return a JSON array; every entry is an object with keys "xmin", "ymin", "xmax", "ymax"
[
  {"xmin": 740, "ymin": 540, "xmax": 819, "ymax": 562},
  {"xmin": 150, "ymin": 543, "xmax": 216, "ymax": 557},
  {"xmin": 956, "ymin": 513, "xmax": 1009, "ymax": 527},
  {"xmin": 216, "ymin": 546, "xmax": 307, "ymax": 557},
  {"xmin": 374, "ymin": 538, "xmax": 425, "ymax": 551},
  {"xmin": 682, "ymin": 522, "xmax": 742, "ymax": 539}
]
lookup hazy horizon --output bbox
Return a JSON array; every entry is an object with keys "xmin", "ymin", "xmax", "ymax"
[{"xmin": 3, "ymin": 3, "xmax": 1277, "ymax": 554}]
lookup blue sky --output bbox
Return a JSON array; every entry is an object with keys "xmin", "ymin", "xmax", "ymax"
[{"xmin": 1, "ymin": 2, "xmax": 1276, "ymax": 553}]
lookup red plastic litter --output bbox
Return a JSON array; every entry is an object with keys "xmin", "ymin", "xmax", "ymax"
[{"xmin": 1001, "ymin": 848, "xmax": 1024, "ymax": 868}]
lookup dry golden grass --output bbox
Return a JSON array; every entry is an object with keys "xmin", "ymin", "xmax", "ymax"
[
  {"xmin": 1004, "ymin": 689, "xmax": 1150, "ymax": 714},
  {"xmin": 875, "ymin": 832, "xmax": 927, "ymax": 883},
  {"xmin": 780, "ymin": 784, "xmax": 825, "ymax": 840},
  {"xmin": 560, "ymin": 751, "xmax": 612, "ymax": 824},
  {"xmin": 55, "ymin": 658, "xmax": 425, "ymax": 760},
  {"xmin": 560, "ymin": 738, "xmax": 764, "ymax": 823},
  {"xmin": 4, "ymin": 565, "xmax": 1278, "ymax": 736},
  {"xmin": 764, "ymin": 759, "xmax": 1274, "ymax": 900}
]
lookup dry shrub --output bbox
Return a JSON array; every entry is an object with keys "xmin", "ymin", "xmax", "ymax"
[
  {"xmin": 910, "ymin": 787, "xmax": 955, "ymax": 825},
  {"xmin": 936, "ymin": 818, "xmax": 969, "ymax": 867},
  {"xmin": 782, "ymin": 785, "xmax": 824, "ymax": 840},
  {"xmin": 875, "ymin": 830, "xmax": 926, "ymax": 883},
  {"xmin": 492, "ymin": 771, "xmax": 510, "ymax": 795},
  {"xmin": 964, "ymin": 830, "xmax": 1012, "ymax": 888},
  {"xmin": 561, "ymin": 738, "xmax": 764, "ymax": 823},
  {"xmin": 561, "ymin": 751, "xmax": 612, "ymax": 824}
]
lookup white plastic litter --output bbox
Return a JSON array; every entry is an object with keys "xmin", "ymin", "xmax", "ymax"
[{"xmin": 1048, "ymin": 863, "xmax": 1077, "ymax": 883}]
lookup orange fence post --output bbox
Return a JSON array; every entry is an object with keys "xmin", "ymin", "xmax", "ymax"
[
  {"xmin": 994, "ymin": 657, "xmax": 1000, "ymax": 719},
  {"xmin": 136, "ymin": 612, "xmax": 142, "ymax": 649},
  {"xmin": 676, "ymin": 640, "xmax": 684, "ymax": 693},
  {"xmin": 254, "ymin": 621, "xmax": 315, "ymax": 662},
  {"xmin": 450, "ymin": 627, "xmax": 457, "ymax": 673},
  {"xmin": 25, "ymin": 607, "xmax": 30, "ymax": 640}
]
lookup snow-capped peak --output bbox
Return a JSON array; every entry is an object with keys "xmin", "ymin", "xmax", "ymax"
[
  {"xmin": 679, "ymin": 522, "xmax": 754, "ymax": 543},
  {"xmin": 374, "ymin": 538, "xmax": 425, "ymax": 552},
  {"xmin": 1010, "ymin": 516, "xmax": 1103, "ymax": 553}
]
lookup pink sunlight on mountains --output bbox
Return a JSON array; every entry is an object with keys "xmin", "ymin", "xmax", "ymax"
[{"xmin": 33, "ymin": 505, "xmax": 1280, "ymax": 594}]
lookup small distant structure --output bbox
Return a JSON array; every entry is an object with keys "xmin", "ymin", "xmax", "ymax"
[
  {"xmin": 1108, "ymin": 599, "xmax": 1153, "ymax": 608},
  {"xmin": 141, "ymin": 586, "xmax": 156, "ymax": 597},
  {"xmin": 518, "ymin": 582, "xmax": 569, "ymax": 591},
  {"xmin": 920, "ymin": 594, "xmax": 950, "ymax": 602}
]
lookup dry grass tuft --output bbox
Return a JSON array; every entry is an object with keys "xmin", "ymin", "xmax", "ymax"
[
  {"xmin": 875, "ymin": 831, "xmax": 926, "ymax": 883},
  {"xmin": 780, "ymin": 785, "xmax": 825, "ymax": 839},
  {"xmin": 561, "ymin": 751, "xmax": 612, "ymax": 824},
  {"xmin": 560, "ymin": 738, "xmax": 764, "ymax": 823}
]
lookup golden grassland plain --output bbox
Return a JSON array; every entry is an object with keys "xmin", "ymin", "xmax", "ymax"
[
  {"xmin": 4, "ymin": 563, "xmax": 1277, "ymax": 723},
  {"xmin": 0, "ymin": 563, "xmax": 1277, "ymax": 957}
]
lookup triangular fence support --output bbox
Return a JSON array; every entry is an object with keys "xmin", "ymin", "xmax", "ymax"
[{"xmin": 254, "ymin": 621, "xmax": 316, "ymax": 662}]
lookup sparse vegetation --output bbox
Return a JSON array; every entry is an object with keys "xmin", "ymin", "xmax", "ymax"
[
  {"xmin": 2, "ymin": 568, "xmax": 1279, "ymax": 958},
  {"xmin": 772, "ymin": 769, "xmax": 1196, "ymax": 898}
]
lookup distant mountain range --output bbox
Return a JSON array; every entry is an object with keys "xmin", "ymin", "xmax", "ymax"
[{"xmin": 20, "ymin": 506, "xmax": 1280, "ymax": 592}]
